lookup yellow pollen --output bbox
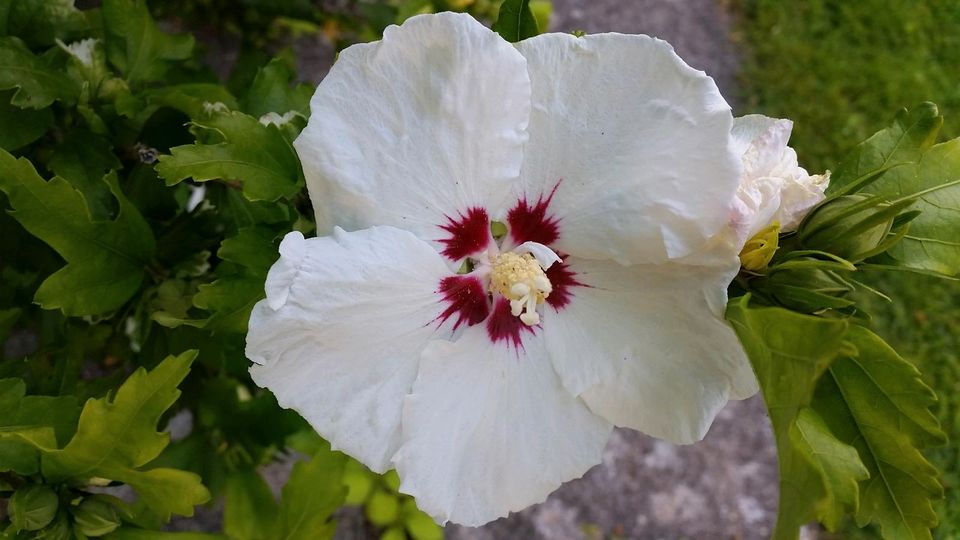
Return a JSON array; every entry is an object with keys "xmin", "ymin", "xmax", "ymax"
[{"xmin": 489, "ymin": 252, "xmax": 552, "ymax": 326}]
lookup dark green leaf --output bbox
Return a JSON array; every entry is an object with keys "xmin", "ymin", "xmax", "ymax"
[
  {"xmin": 0, "ymin": 37, "xmax": 76, "ymax": 108},
  {"xmin": 101, "ymin": 0, "xmax": 194, "ymax": 84},
  {"xmin": 493, "ymin": 0, "xmax": 539, "ymax": 42},
  {"xmin": 727, "ymin": 298, "xmax": 868, "ymax": 539},
  {"xmin": 157, "ymin": 111, "xmax": 303, "ymax": 202},
  {"xmin": 0, "ymin": 91, "xmax": 52, "ymax": 150},
  {"xmin": 48, "ymin": 129, "xmax": 121, "ymax": 221},
  {"xmin": 241, "ymin": 54, "xmax": 313, "ymax": 119},
  {"xmin": 0, "ymin": 150, "xmax": 156, "ymax": 316},
  {"xmin": 813, "ymin": 326, "xmax": 946, "ymax": 540},
  {"xmin": 5, "ymin": 0, "xmax": 87, "ymax": 47},
  {"xmin": 115, "ymin": 84, "xmax": 238, "ymax": 128}
]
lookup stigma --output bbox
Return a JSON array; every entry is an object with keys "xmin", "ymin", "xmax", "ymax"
[{"xmin": 489, "ymin": 252, "xmax": 553, "ymax": 326}]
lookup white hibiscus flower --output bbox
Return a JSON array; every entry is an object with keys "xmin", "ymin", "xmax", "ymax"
[
  {"xmin": 246, "ymin": 12, "xmax": 757, "ymax": 526},
  {"xmin": 730, "ymin": 114, "xmax": 831, "ymax": 244}
]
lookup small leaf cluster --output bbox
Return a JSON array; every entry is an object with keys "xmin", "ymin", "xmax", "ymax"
[{"xmin": 730, "ymin": 103, "xmax": 959, "ymax": 539}]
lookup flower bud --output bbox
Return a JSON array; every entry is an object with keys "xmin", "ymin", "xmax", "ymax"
[
  {"xmin": 798, "ymin": 194, "xmax": 899, "ymax": 262},
  {"xmin": 9, "ymin": 485, "xmax": 59, "ymax": 531},
  {"xmin": 739, "ymin": 221, "xmax": 780, "ymax": 271},
  {"xmin": 755, "ymin": 266, "xmax": 855, "ymax": 314},
  {"xmin": 72, "ymin": 497, "xmax": 120, "ymax": 537}
]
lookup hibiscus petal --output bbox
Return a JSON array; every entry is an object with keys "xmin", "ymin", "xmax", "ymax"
[
  {"xmin": 515, "ymin": 33, "xmax": 740, "ymax": 264},
  {"xmin": 541, "ymin": 256, "xmax": 757, "ymax": 444},
  {"xmin": 246, "ymin": 227, "xmax": 452, "ymax": 472},
  {"xmin": 394, "ymin": 329, "xmax": 612, "ymax": 526},
  {"xmin": 294, "ymin": 12, "xmax": 531, "ymax": 261}
]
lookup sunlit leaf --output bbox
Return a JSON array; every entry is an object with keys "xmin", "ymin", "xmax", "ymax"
[
  {"xmin": 42, "ymin": 351, "xmax": 210, "ymax": 521},
  {"xmin": 813, "ymin": 326, "xmax": 946, "ymax": 540},
  {"xmin": 727, "ymin": 297, "xmax": 868, "ymax": 539}
]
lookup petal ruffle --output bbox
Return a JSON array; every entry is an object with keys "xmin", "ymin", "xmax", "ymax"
[
  {"xmin": 515, "ymin": 33, "xmax": 741, "ymax": 264},
  {"xmin": 394, "ymin": 329, "xmax": 612, "ymax": 526},
  {"xmin": 246, "ymin": 227, "xmax": 451, "ymax": 472},
  {"xmin": 541, "ymin": 256, "xmax": 757, "ymax": 444},
  {"xmin": 295, "ymin": 12, "xmax": 531, "ymax": 260}
]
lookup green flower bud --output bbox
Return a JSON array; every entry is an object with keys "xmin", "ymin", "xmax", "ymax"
[
  {"xmin": 9, "ymin": 485, "xmax": 59, "ymax": 531},
  {"xmin": 72, "ymin": 497, "xmax": 121, "ymax": 537},
  {"xmin": 36, "ymin": 512, "xmax": 72, "ymax": 540},
  {"xmin": 798, "ymin": 194, "xmax": 900, "ymax": 262},
  {"xmin": 756, "ymin": 266, "xmax": 855, "ymax": 313}
]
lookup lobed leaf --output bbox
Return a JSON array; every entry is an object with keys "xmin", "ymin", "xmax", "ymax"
[
  {"xmin": 866, "ymin": 139, "xmax": 960, "ymax": 276},
  {"xmin": 828, "ymin": 104, "xmax": 942, "ymax": 196},
  {"xmin": 813, "ymin": 327, "xmax": 946, "ymax": 540},
  {"xmin": 0, "ymin": 36, "xmax": 76, "ymax": 108},
  {"xmin": 274, "ymin": 449, "xmax": 347, "ymax": 540},
  {"xmin": 0, "ymin": 378, "xmax": 80, "ymax": 474},
  {"xmin": 41, "ymin": 351, "xmax": 210, "ymax": 520},
  {"xmin": 727, "ymin": 297, "xmax": 868, "ymax": 539},
  {"xmin": 156, "ymin": 111, "xmax": 304, "ymax": 202},
  {"xmin": 0, "ymin": 149, "xmax": 156, "ymax": 316},
  {"xmin": 101, "ymin": 0, "xmax": 194, "ymax": 84}
]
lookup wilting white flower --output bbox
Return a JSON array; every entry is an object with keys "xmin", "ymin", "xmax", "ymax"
[
  {"xmin": 246, "ymin": 13, "xmax": 757, "ymax": 526},
  {"xmin": 729, "ymin": 115, "xmax": 830, "ymax": 244}
]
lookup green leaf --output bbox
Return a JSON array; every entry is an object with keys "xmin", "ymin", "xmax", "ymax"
[
  {"xmin": 157, "ymin": 111, "xmax": 304, "ymax": 202},
  {"xmin": 0, "ymin": 378, "xmax": 80, "ymax": 474},
  {"xmin": 828, "ymin": 104, "xmax": 942, "ymax": 196},
  {"xmin": 9, "ymin": 485, "xmax": 59, "ymax": 531},
  {"xmin": 115, "ymin": 84, "xmax": 238, "ymax": 127},
  {"xmin": 241, "ymin": 54, "xmax": 313, "ymax": 119},
  {"xmin": 0, "ymin": 91, "xmax": 52, "ymax": 150},
  {"xmin": 5, "ymin": 0, "xmax": 88, "ymax": 47},
  {"xmin": 864, "ymin": 139, "xmax": 960, "ymax": 276},
  {"xmin": 0, "ymin": 150, "xmax": 156, "ymax": 316},
  {"xmin": 273, "ymin": 449, "xmax": 346, "ymax": 540},
  {"xmin": 101, "ymin": 0, "xmax": 194, "ymax": 84},
  {"xmin": 225, "ymin": 469, "xmax": 279, "ymax": 540},
  {"xmin": 493, "ymin": 0, "xmax": 540, "ymax": 42},
  {"xmin": 813, "ymin": 326, "xmax": 946, "ymax": 540},
  {"xmin": 41, "ymin": 351, "xmax": 210, "ymax": 521},
  {"xmin": 726, "ymin": 297, "xmax": 869, "ymax": 539},
  {"xmin": 0, "ymin": 37, "xmax": 76, "ymax": 108},
  {"xmin": 48, "ymin": 129, "xmax": 121, "ymax": 221},
  {"xmin": 107, "ymin": 529, "xmax": 226, "ymax": 540}
]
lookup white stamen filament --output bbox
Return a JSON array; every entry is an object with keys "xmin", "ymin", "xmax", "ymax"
[{"xmin": 489, "ymin": 246, "xmax": 557, "ymax": 326}]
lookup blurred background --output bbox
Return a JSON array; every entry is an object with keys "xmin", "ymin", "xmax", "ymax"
[{"xmin": 9, "ymin": 0, "xmax": 960, "ymax": 538}]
